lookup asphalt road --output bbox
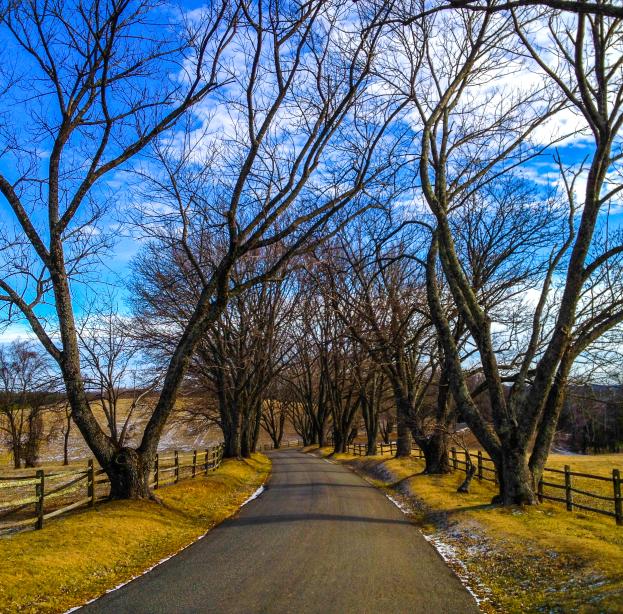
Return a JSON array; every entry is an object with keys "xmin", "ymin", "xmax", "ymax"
[{"xmin": 81, "ymin": 450, "xmax": 480, "ymax": 614}]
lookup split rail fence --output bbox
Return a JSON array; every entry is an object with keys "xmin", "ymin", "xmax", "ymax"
[
  {"xmin": 0, "ymin": 443, "xmax": 224, "ymax": 534},
  {"xmin": 346, "ymin": 440, "xmax": 623, "ymax": 526},
  {"xmin": 256, "ymin": 439, "xmax": 303, "ymax": 452}
]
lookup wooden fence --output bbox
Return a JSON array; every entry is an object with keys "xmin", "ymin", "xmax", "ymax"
[
  {"xmin": 0, "ymin": 443, "xmax": 224, "ymax": 534},
  {"xmin": 256, "ymin": 439, "xmax": 303, "ymax": 451},
  {"xmin": 346, "ymin": 441, "xmax": 398, "ymax": 456},
  {"xmin": 345, "ymin": 440, "xmax": 623, "ymax": 526}
]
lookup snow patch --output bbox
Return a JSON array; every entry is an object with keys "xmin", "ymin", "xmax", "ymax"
[
  {"xmin": 551, "ymin": 447, "xmax": 581, "ymax": 456},
  {"xmin": 385, "ymin": 493, "xmax": 411, "ymax": 515},
  {"xmin": 423, "ymin": 533, "xmax": 491, "ymax": 608},
  {"xmin": 383, "ymin": 491, "xmax": 488, "ymax": 609},
  {"xmin": 240, "ymin": 485, "xmax": 265, "ymax": 507}
]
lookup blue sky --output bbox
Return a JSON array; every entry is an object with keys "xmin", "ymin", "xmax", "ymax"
[{"xmin": 0, "ymin": 2, "xmax": 621, "ymax": 344}]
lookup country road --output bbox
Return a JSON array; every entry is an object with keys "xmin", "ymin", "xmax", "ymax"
[{"xmin": 81, "ymin": 450, "xmax": 480, "ymax": 614}]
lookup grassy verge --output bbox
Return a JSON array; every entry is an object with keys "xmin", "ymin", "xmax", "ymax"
[
  {"xmin": 0, "ymin": 454, "xmax": 270, "ymax": 614},
  {"xmin": 310, "ymin": 447, "xmax": 623, "ymax": 613}
]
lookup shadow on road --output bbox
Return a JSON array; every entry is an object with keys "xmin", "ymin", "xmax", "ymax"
[{"xmin": 221, "ymin": 512, "xmax": 413, "ymax": 527}]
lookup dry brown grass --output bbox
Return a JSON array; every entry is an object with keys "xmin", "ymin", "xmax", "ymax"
[
  {"xmin": 0, "ymin": 454, "xmax": 270, "ymax": 613},
  {"xmin": 311, "ymin": 447, "xmax": 623, "ymax": 613}
]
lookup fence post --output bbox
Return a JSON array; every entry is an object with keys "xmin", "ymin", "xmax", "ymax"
[
  {"xmin": 88, "ymin": 459, "xmax": 95, "ymax": 507},
  {"xmin": 192, "ymin": 450, "xmax": 197, "ymax": 478},
  {"xmin": 174, "ymin": 450, "xmax": 179, "ymax": 483},
  {"xmin": 154, "ymin": 454, "xmax": 159, "ymax": 490},
  {"xmin": 613, "ymin": 469, "xmax": 622, "ymax": 526},
  {"xmin": 477, "ymin": 451, "xmax": 483, "ymax": 481},
  {"xmin": 35, "ymin": 469, "xmax": 44, "ymax": 530},
  {"xmin": 537, "ymin": 477, "xmax": 544, "ymax": 503},
  {"xmin": 564, "ymin": 465, "xmax": 573, "ymax": 511},
  {"xmin": 451, "ymin": 447, "xmax": 457, "ymax": 470},
  {"xmin": 204, "ymin": 449, "xmax": 209, "ymax": 474}
]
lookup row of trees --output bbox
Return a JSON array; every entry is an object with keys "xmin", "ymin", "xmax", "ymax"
[{"xmin": 1, "ymin": 0, "xmax": 622, "ymax": 505}]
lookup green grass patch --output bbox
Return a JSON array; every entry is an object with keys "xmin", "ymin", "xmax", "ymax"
[
  {"xmin": 0, "ymin": 454, "xmax": 270, "ymax": 613},
  {"xmin": 310, "ymin": 447, "xmax": 623, "ymax": 613}
]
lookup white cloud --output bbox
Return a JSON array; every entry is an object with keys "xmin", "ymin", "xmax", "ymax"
[{"xmin": 0, "ymin": 322, "xmax": 38, "ymax": 343}]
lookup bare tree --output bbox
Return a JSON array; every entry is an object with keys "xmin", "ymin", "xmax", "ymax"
[
  {"xmin": 0, "ymin": 0, "xmax": 401, "ymax": 497},
  {"xmin": 0, "ymin": 341, "xmax": 55, "ymax": 468},
  {"xmin": 411, "ymin": 6, "xmax": 623, "ymax": 503},
  {"xmin": 0, "ymin": 0, "xmax": 238, "ymax": 496},
  {"xmin": 78, "ymin": 306, "xmax": 158, "ymax": 448},
  {"xmin": 330, "ymin": 231, "xmax": 439, "ymax": 459},
  {"xmin": 283, "ymin": 272, "xmax": 333, "ymax": 447},
  {"xmin": 261, "ymin": 396, "xmax": 287, "ymax": 449},
  {"xmin": 358, "ymin": 367, "xmax": 390, "ymax": 455}
]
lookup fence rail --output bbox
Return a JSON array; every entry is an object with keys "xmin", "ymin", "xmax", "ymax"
[
  {"xmin": 345, "ymin": 440, "xmax": 623, "ymax": 526},
  {"xmin": 256, "ymin": 439, "xmax": 303, "ymax": 452},
  {"xmin": 0, "ymin": 443, "xmax": 224, "ymax": 534}
]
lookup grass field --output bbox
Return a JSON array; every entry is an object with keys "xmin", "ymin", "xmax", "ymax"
[
  {"xmin": 0, "ymin": 396, "xmax": 300, "ymax": 470},
  {"xmin": 0, "ymin": 454, "xmax": 270, "ymax": 614},
  {"xmin": 311, "ymin": 447, "xmax": 623, "ymax": 613}
]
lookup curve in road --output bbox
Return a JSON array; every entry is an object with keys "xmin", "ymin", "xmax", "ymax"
[{"xmin": 81, "ymin": 449, "xmax": 480, "ymax": 614}]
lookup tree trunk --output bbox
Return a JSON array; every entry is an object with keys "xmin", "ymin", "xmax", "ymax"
[
  {"xmin": 251, "ymin": 402, "xmax": 262, "ymax": 453},
  {"xmin": 241, "ymin": 425, "xmax": 252, "ymax": 458},
  {"xmin": 106, "ymin": 448, "xmax": 152, "ymax": 499},
  {"xmin": 12, "ymin": 442, "xmax": 21, "ymax": 469},
  {"xmin": 529, "ymin": 356, "xmax": 572, "ymax": 487},
  {"xmin": 362, "ymin": 398, "xmax": 379, "ymax": 456},
  {"xmin": 24, "ymin": 413, "xmax": 43, "ymax": 467},
  {"xmin": 366, "ymin": 429, "xmax": 377, "ymax": 456},
  {"xmin": 222, "ymin": 409, "xmax": 242, "ymax": 458},
  {"xmin": 317, "ymin": 425, "xmax": 325, "ymax": 448},
  {"xmin": 380, "ymin": 417, "xmax": 393, "ymax": 444},
  {"xmin": 421, "ymin": 432, "xmax": 452, "ymax": 474},
  {"xmin": 422, "ymin": 367, "xmax": 453, "ymax": 474},
  {"xmin": 395, "ymin": 398, "xmax": 412, "ymax": 457},
  {"xmin": 494, "ymin": 447, "xmax": 537, "ymax": 505},
  {"xmin": 221, "ymin": 399, "xmax": 242, "ymax": 458},
  {"xmin": 63, "ymin": 414, "xmax": 71, "ymax": 465},
  {"xmin": 458, "ymin": 462, "xmax": 476, "ymax": 493},
  {"xmin": 332, "ymin": 428, "xmax": 345, "ymax": 454},
  {"xmin": 240, "ymin": 403, "xmax": 256, "ymax": 458}
]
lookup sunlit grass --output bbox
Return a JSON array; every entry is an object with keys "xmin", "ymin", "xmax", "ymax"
[
  {"xmin": 311, "ymin": 447, "xmax": 623, "ymax": 613},
  {"xmin": 0, "ymin": 454, "xmax": 270, "ymax": 613}
]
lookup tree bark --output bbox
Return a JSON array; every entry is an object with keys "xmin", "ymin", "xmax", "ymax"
[
  {"xmin": 63, "ymin": 412, "xmax": 71, "ymax": 466},
  {"xmin": 106, "ymin": 448, "xmax": 152, "ymax": 499},
  {"xmin": 494, "ymin": 447, "xmax": 537, "ymax": 505},
  {"xmin": 395, "ymin": 397, "xmax": 412, "ymax": 457},
  {"xmin": 332, "ymin": 428, "xmax": 345, "ymax": 454},
  {"xmin": 366, "ymin": 428, "xmax": 377, "ymax": 456},
  {"xmin": 421, "ymin": 432, "xmax": 452, "ymax": 474}
]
